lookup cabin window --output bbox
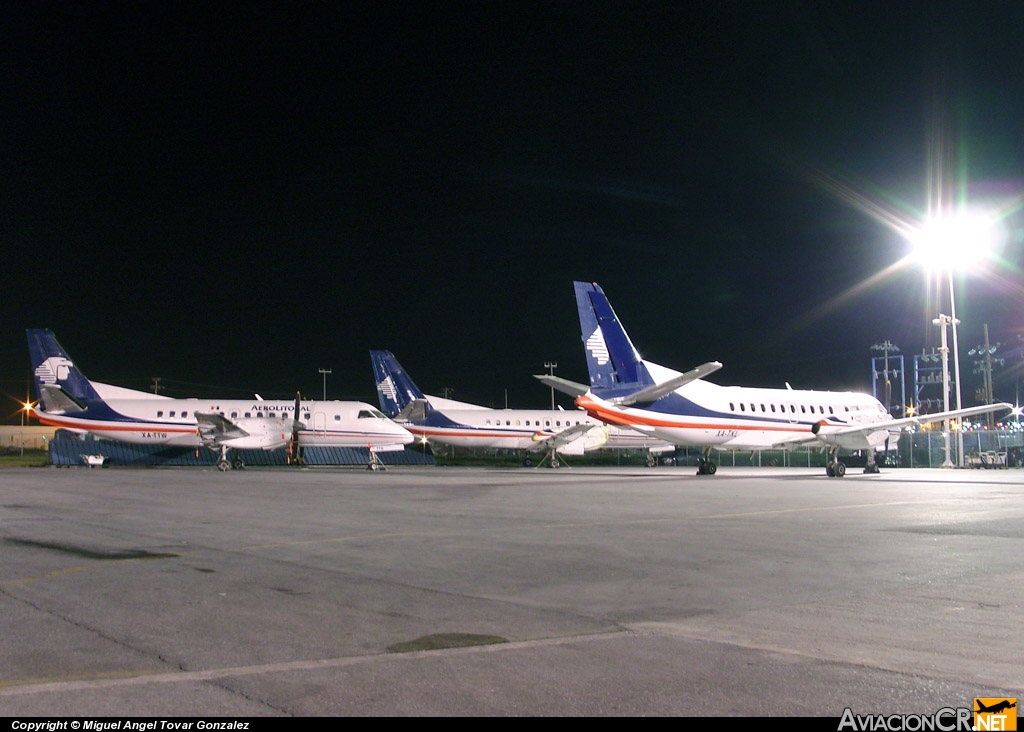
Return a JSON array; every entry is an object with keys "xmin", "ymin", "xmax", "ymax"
[
  {"xmin": 334, "ymin": 415, "xmax": 341, "ymax": 422},
  {"xmin": 545, "ymin": 420, "xmax": 550, "ymax": 427},
  {"xmin": 828, "ymin": 406, "xmax": 834, "ymax": 414},
  {"xmin": 257, "ymin": 413, "xmax": 264, "ymax": 418},
  {"xmin": 244, "ymin": 412, "xmax": 251, "ymax": 418},
  {"xmin": 516, "ymin": 420, "xmax": 521, "ymax": 426},
  {"xmin": 182, "ymin": 411, "xmax": 189, "ymax": 418},
  {"xmin": 303, "ymin": 413, "xmax": 310, "ymax": 420},
  {"xmin": 729, "ymin": 402, "xmax": 735, "ymax": 411},
  {"xmin": 169, "ymin": 411, "xmax": 175, "ymax": 418},
  {"xmin": 230, "ymin": 412, "xmax": 237, "ymax": 419},
  {"xmin": 800, "ymin": 405, "xmax": 806, "ymax": 413},
  {"xmin": 760, "ymin": 404, "xmax": 765, "ymax": 412},
  {"xmin": 157, "ymin": 411, "xmax": 163, "ymax": 418},
  {"xmin": 740, "ymin": 403, "xmax": 745, "ymax": 412},
  {"xmin": 770, "ymin": 404, "xmax": 776, "ymax": 412}
]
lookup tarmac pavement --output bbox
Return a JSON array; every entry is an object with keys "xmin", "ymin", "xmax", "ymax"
[{"xmin": 1, "ymin": 465, "xmax": 1020, "ymax": 716}]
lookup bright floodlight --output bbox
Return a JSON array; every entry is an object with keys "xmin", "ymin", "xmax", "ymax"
[{"xmin": 910, "ymin": 212, "xmax": 998, "ymax": 271}]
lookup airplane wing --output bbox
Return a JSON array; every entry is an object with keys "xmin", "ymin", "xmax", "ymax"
[
  {"xmin": 813, "ymin": 402, "xmax": 1014, "ymax": 437},
  {"xmin": 612, "ymin": 362, "xmax": 722, "ymax": 406},
  {"xmin": 195, "ymin": 411, "xmax": 304, "ymax": 451},
  {"xmin": 195, "ymin": 412, "xmax": 250, "ymax": 445},
  {"xmin": 533, "ymin": 374, "xmax": 590, "ymax": 397},
  {"xmin": 527, "ymin": 422, "xmax": 596, "ymax": 451},
  {"xmin": 775, "ymin": 402, "xmax": 1016, "ymax": 450}
]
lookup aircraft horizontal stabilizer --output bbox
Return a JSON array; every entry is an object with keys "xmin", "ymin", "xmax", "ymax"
[
  {"xmin": 533, "ymin": 374, "xmax": 590, "ymax": 397},
  {"xmin": 38, "ymin": 384, "xmax": 87, "ymax": 414},
  {"xmin": 612, "ymin": 361, "xmax": 723, "ymax": 406},
  {"xmin": 394, "ymin": 398, "xmax": 433, "ymax": 423}
]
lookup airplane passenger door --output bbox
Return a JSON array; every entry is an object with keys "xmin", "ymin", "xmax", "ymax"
[{"xmin": 314, "ymin": 412, "xmax": 326, "ymax": 436}]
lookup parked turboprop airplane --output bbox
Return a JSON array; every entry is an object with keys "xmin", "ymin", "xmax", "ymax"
[
  {"xmin": 27, "ymin": 329, "xmax": 414, "ymax": 470},
  {"xmin": 370, "ymin": 350, "xmax": 673, "ymax": 467},
  {"xmin": 537, "ymin": 282, "xmax": 1010, "ymax": 477}
]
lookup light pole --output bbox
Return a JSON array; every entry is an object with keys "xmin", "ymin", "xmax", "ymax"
[
  {"xmin": 933, "ymin": 314, "xmax": 956, "ymax": 468},
  {"xmin": 319, "ymin": 368, "xmax": 331, "ymax": 401},
  {"xmin": 544, "ymin": 361, "xmax": 557, "ymax": 410},
  {"xmin": 912, "ymin": 212, "xmax": 998, "ymax": 465},
  {"xmin": 947, "ymin": 270, "xmax": 964, "ymax": 466}
]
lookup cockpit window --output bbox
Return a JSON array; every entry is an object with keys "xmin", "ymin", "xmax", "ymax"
[{"xmin": 358, "ymin": 409, "xmax": 388, "ymax": 419}]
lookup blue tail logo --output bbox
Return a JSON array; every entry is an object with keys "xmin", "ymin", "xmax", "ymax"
[
  {"xmin": 573, "ymin": 282, "xmax": 654, "ymax": 392},
  {"xmin": 26, "ymin": 329, "xmax": 102, "ymax": 405},
  {"xmin": 370, "ymin": 350, "xmax": 426, "ymax": 417}
]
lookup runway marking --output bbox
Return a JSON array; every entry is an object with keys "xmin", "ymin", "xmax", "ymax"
[{"xmin": 0, "ymin": 629, "xmax": 633, "ymax": 695}]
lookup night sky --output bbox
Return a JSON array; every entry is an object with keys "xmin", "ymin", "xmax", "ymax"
[{"xmin": 4, "ymin": 2, "xmax": 1024, "ymax": 418}]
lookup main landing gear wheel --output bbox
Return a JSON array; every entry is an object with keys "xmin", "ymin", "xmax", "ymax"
[
  {"xmin": 217, "ymin": 459, "xmax": 230, "ymax": 472},
  {"xmin": 232, "ymin": 457, "xmax": 245, "ymax": 470},
  {"xmin": 826, "ymin": 461, "xmax": 846, "ymax": 478},
  {"xmin": 696, "ymin": 458, "xmax": 717, "ymax": 475}
]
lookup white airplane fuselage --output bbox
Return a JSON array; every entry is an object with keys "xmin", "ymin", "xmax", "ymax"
[
  {"xmin": 578, "ymin": 377, "xmax": 896, "ymax": 453},
  {"xmin": 33, "ymin": 395, "xmax": 414, "ymax": 449},
  {"xmin": 403, "ymin": 405, "xmax": 668, "ymax": 454}
]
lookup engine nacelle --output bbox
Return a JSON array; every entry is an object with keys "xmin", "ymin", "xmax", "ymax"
[
  {"xmin": 811, "ymin": 421, "xmax": 894, "ymax": 451},
  {"xmin": 221, "ymin": 418, "xmax": 292, "ymax": 450}
]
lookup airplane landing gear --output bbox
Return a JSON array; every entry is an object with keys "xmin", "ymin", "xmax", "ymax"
[
  {"xmin": 826, "ymin": 461, "xmax": 846, "ymax": 477},
  {"xmin": 366, "ymin": 450, "xmax": 387, "ymax": 471},
  {"xmin": 825, "ymin": 447, "xmax": 846, "ymax": 477},
  {"xmin": 216, "ymin": 446, "xmax": 233, "ymax": 471},
  {"xmin": 863, "ymin": 444, "xmax": 882, "ymax": 474},
  {"xmin": 535, "ymin": 449, "xmax": 563, "ymax": 469},
  {"xmin": 696, "ymin": 449, "xmax": 717, "ymax": 475}
]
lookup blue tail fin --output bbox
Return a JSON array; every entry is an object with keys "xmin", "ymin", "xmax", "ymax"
[
  {"xmin": 573, "ymin": 282, "xmax": 654, "ymax": 392},
  {"xmin": 26, "ymin": 329, "xmax": 103, "ymax": 406},
  {"xmin": 370, "ymin": 350, "xmax": 427, "ymax": 417}
]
